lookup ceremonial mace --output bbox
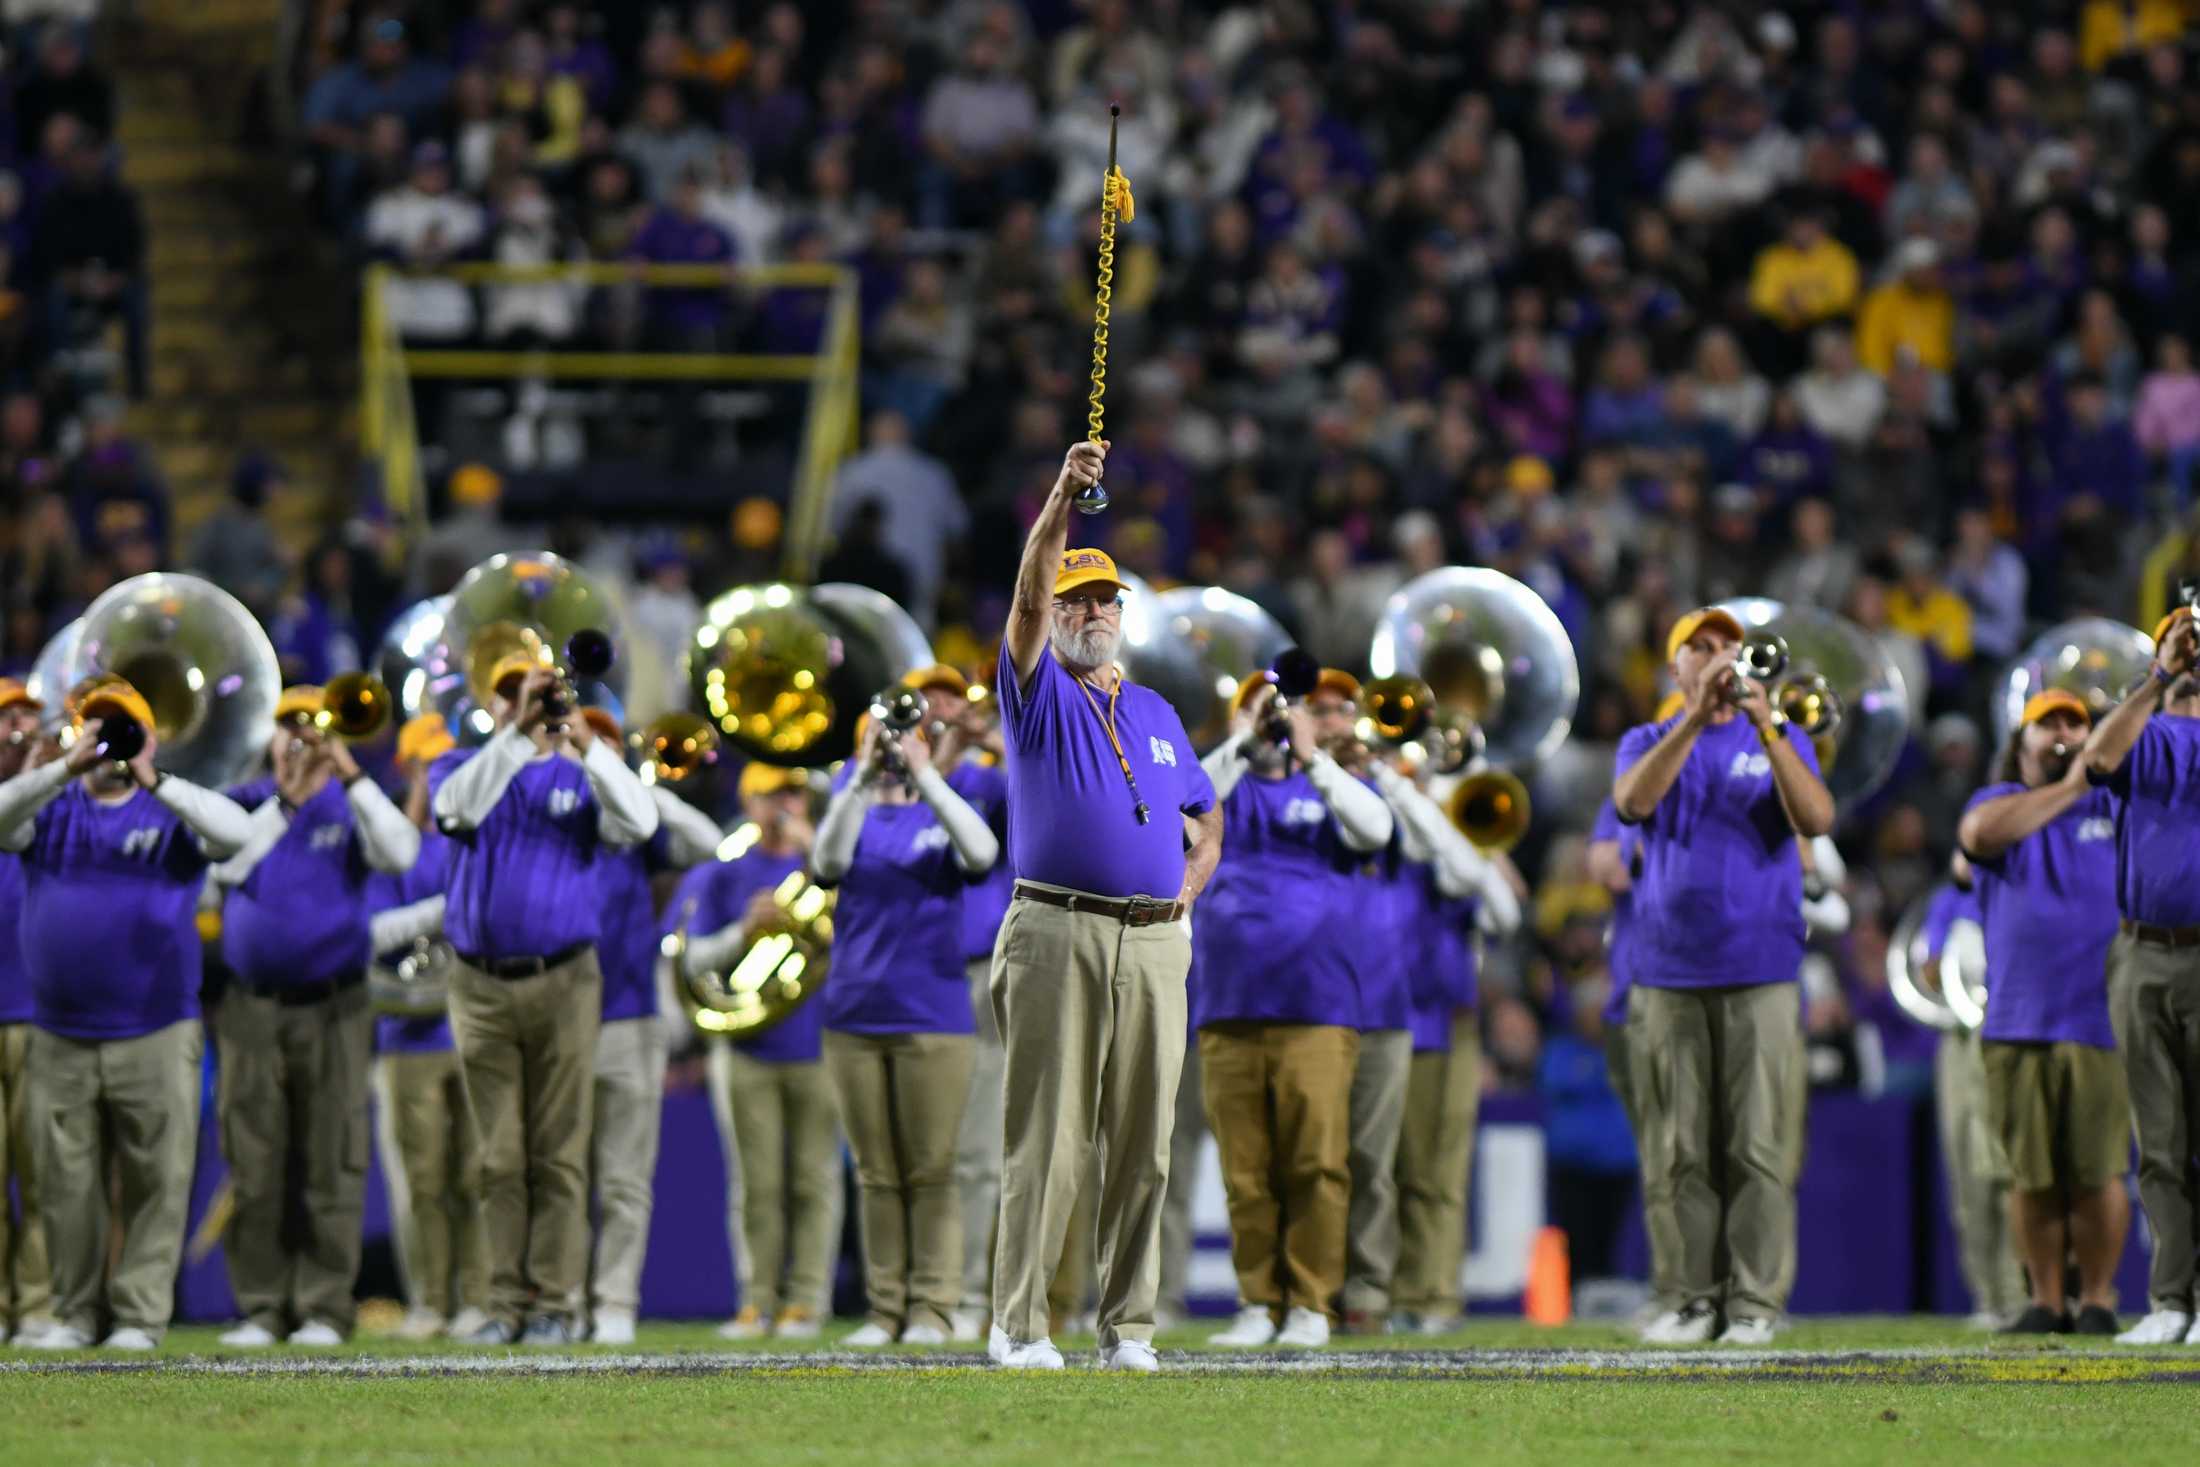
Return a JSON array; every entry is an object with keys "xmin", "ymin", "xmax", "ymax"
[{"xmin": 1078, "ymin": 104, "xmax": 1133, "ymax": 514}]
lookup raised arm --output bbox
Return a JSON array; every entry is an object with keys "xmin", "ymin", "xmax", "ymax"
[
  {"xmin": 0, "ymin": 760, "xmax": 71, "ymax": 853},
  {"xmin": 210, "ymin": 798, "xmax": 286, "ymax": 887},
  {"xmin": 811, "ymin": 779, "xmax": 869, "ymax": 883},
  {"xmin": 154, "ymin": 776, "xmax": 256, "ymax": 859},
  {"xmin": 370, "ymin": 893, "xmax": 446, "ymax": 955},
  {"xmin": 347, "ymin": 777, "xmax": 422, "ymax": 874},
  {"xmin": 433, "ymin": 727, "xmax": 533, "ymax": 833},
  {"xmin": 581, "ymin": 738, "xmax": 659, "ymax": 848},
  {"xmin": 1201, "ymin": 731, "xmax": 1253, "ymax": 804},
  {"xmin": 911, "ymin": 765, "xmax": 1000, "ymax": 875},
  {"xmin": 1958, "ymin": 766, "xmax": 2091, "ymax": 862},
  {"xmin": 1005, "ymin": 440, "xmax": 1107, "ymax": 691},
  {"xmin": 2086, "ymin": 620, "xmax": 2190, "ymax": 780},
  {"xmin": 649, "ymin": 784, "xmax": 725, "ymax": 869}
]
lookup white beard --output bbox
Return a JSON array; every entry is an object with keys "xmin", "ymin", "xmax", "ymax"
[{"xmin": 1049, "ymin": 620, "xmax": 1122, "ymax": 673}]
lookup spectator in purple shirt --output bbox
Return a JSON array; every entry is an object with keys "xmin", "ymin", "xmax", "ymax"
[
  {"xmin": 303, "ymin": 14, "xmax": 453, "ymax": 222},
  {"xmin": 2050, "ymin": 373, "xmax": 2146, "ymax": 521},
  {"xmin": 627, "ymin": 168, "xmax": 736, "ymax": 345},
  {"xmin": 1740, "ymin": 390, "xmax": 1835, "ymax": 512}
]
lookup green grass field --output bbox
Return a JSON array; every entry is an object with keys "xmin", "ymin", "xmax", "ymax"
[{"xmin": 11, "ymin": 1319, "xmax": 2199, "ymax": 1467}]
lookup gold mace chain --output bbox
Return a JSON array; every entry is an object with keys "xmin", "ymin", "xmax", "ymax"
[{"xmin": 1088, "ymin": 179, "xmax": 1118, "ymax": 444}]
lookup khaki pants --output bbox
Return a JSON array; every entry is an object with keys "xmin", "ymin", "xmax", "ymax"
[
  {"xmin": 955, "ymin": 961, "xmax": 1005, "ymax": 1313},
  {"xmin": 1, "ymin": 1022, "xmax": 54, "ymax": 1330},
  {"xmin": 989, "ymin": 891, "xmax": 1191, "ymax": 1350},
  {"xmin": 589, "ymin": 1017, "xmax": 667, "ymax": 1320},
  {"xmin": 1636, "ymin": 983, "xmax": 1803, "ymax": 1323},
  {"xmin": 1200, "ymin": 1022, "xmax": 1357, "ymax": 1316},
  {"xmin": 1343, "ymin": 1027, "xmax": 1413, "ymax": 1315},
  {"xmin": 447, "ymin": 948, "xmax": 602, "ymax": 1330},
  {"xmin": 373, "ymin": 1049, "xmax": 487, "ymax": 1322},
  {"xmin": 1934, "ymin": 1030, "xmax": 2025, "ymax": 1318},
  {"xmin": 1158, "ymin": 1042, "xmax": 1206, "ymax": 1316},
  {"xmin": 824, "ymin": 1029, "xmax": 974, "ymax": 1335},
  {"xmin": 1046, "ymin": 1156, "xmax": 1102, "ymax": 1325},
  {"xmin": 1619, "ymin": 991, "xmax": 1686, "ymax": 1311},
  {"xmin": 29, "ymin": 1020, "xmax": 201, "ymax": 1342},
  {"xmin": 1394, "ymin": 1012, "xmax": 1481, "ymax": 1317},
  {"xmin": 213, "ymin": 984, "xmax": 373, "ymax": 1335},
  {"xmin": 718, "ymin": 1047, "xmax": 842, "ymax": 1319},
  {"xmin": 2107, "ymin": 930, "xmax": 2200, "ymax": 1313}
]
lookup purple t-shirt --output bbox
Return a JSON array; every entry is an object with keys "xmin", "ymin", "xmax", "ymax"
[
  {"xmin": 1919, "ymin": 879, "xmax": 1980, "ymax": 958},
  {"xmin": 2092, "ymin": 715, "xmax": 2200, "ymax": 927},
  {"xmin": 598, "ymin": 832, "xmax": 671, "ymax": 1025},
  {"xmin": 371, "ymin": 827, "xmax": 454, "ymax": 1055},
  {"xmin": 22, "ymin": 784, "xmax": 213, "ymax": 1040},
  {"xmin": 820, "ymin": 797, "xmax": 987, "ymax": 1036},
  {"xmin": 1591, "ymin": 799, "xmax": 1641, "ymax": 1027},
  {"xmin": 1614, "ymin": 716, "xmax": 1820, "ymax": 988},
  {"xmin": 995, "ymin": 646, "xmax": 1216, "ymax": 900},
  {"xmin": 1190, "ymin": 771, "xmax": 1362, "ymax": 1029},
  {"xmin": 1346, "ymin": 834, "xmax": 1421, "ymax": 1032},
  {"xmin": 956, "ymin": 762, "xmax": 1015, "ymax": 965},
  {"xmin": 430, "ymin": 747, "xmax": 610, "ymax": 961},
  {"xmin": 666, "ymin": 848, "xmax": 820, "ymax": 1064},
  {"xmin": 1411, "ymin": 881, "xmax": 1480, "ymax": 1053},
  {"xmin": 0, "ymin": 853, "xmax": 27, "ymax": 1025},
  {"xmin": 1963, "ymin": 782, "xmax": 2120, "ymax": 1049},
  {"xmin": 220, "ymin": 782, "xmax": 376, "ymax": 987}
]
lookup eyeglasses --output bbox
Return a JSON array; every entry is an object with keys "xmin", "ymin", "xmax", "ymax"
[{"xmin": 1053, "ymin": 595, "xmax": 1125, "ymax": 614}]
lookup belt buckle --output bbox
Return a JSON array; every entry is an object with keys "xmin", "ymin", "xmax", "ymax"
[{"xmin": 1123, "ymin": 895, "xmax": 1166, "ymax": 928}]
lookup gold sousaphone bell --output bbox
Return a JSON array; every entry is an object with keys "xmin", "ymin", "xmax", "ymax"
[{"xmin": 666, "ymin": 830, "xmax": 836, "ymax": 1039}]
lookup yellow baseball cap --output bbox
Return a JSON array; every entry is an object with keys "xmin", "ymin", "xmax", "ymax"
[
  {"xmin": 396, "ymin": 713, "xmax": 455, "ymax": 767},
  {"xmin": 275, "ymin": 685, "xmax": 324, "ymax": 724},
  {"xmin": 738, "ymin": 763, "xmax": 809, "ymax": 800},
  {"xmin": 449, "ymin": 462, "xmax": 502, "ymax": 507},
  {"xmin": 2020, "ymin": 688, "xmax": 2092, "ymax": 728},
  {"xmin": 2153, "ymin": 606, "xmax": 2192, "ymax": 646},
  {"xmin": 900, "ymin": 663, "xmax": 970, "ymax": 697},
  {"xmin": 79, "ymin": 680, "xmax": 153, "ymax": 735},
  {"xmin": 1655, "ymin": 690, "xmax": 1686, "ymax": 721},
  {"xmin": 1055, "ymin": 548, "xmax": 1124, "ymax": 597},
  {"xmin": 1666, "ymin": 606, "xmax": 1747, "ymax": 663},
  {"xmin": 1314, "ymin": 668, "xmax": 1362, "ymax": 704},
  {"xmin": 1506, "ymin": 455, "xmax": 1556, "ymax": 494},
  {"xmin": 0, "ymin": 677, "xmax": 43, "ymax": 714},
  {"xmin": 488, "ymin": 653, "xmax": 544, "ymax": 698},
  {"xmin": 580, "ymin": 707, "xmax": 623, "ymax": 744}
]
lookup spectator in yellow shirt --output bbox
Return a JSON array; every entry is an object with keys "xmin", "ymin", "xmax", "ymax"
[
  {"xmin": 1856, "ymin": 238, "xmax": 1955, "ymax": 377},
  {"xmin": 1749, "ymin": 208, "xmax": 1860, "ymax": 334},
  {"xmin": 1886, "ymin": 534, "xmax": 1975, "ymax": 675}
]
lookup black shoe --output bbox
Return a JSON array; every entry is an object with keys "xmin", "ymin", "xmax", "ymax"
[
  {"xmin": 2072, "ymin": 1305, "xmax": 2119, "ymax": 1337},
  {"xmin": 2000, "ymin": 1305, "xmax": 2073, "ymax": 1335},
  {"xmin": 520, "ymin": 1315, "xmax": 574, "ymax": 1347}
]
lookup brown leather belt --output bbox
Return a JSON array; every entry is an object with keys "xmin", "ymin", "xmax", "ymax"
[
  {"xmin": 1015, "ymin": 883, "xmax": 1183, "ymax": 927},
  {"xmin": 2121, "ymin": 920, "xmax": 2200, "ymax": 949}
]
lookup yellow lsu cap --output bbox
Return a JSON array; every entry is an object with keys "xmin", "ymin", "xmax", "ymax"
[
  {"xmin": 2020, "ymin": 689, "xmax": 2092, "ymax": 728},
  {"xmin": 488, "ymin": 653, "xmax": 544, "ymax": 698},
  {"xmin": 738, "ymin": 763, "xmax": 809, "ymax": 800},
  {"xmin": 0, "ymin": 677, "xmax": 43, "ymax": 714},
  {"xmin": 1666, "ymin": 606, "xmax": 1748, "ymax": 664},
  {"xmin": 80, "ymin": 680, "xmax": 153, "ymax": 735},
  {"xmin": 900, "ymin": 663, "xmax": 969, "ymax": 698},
  {"xmin": 1054, "ymin": 548, "xmax": 1124, "ymax": 598},
  {"xmin": 1655, "ymin": 690, "xmax": 1686, "ymax": 721},
  {"xmin": 275, "ymin": 685, "xmax": 324, "ymax": 724},
  {"xmin": 2153, "ymin": 606, "xmax": 2193, "ymax": 647},
  {"xmin": 396, "ymin": 713, "xmax": 455, "ymax": 767}
]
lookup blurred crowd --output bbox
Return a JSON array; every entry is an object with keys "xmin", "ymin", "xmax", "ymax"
[{"xmin": 268, "ymin": 0, "xmax": 2200, "ymax": 1107}]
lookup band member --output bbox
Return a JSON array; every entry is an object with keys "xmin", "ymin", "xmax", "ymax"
[
  {"xmin": 0, "ymin": 681, "xmax": 254, "ymax": 1350},
  {"xmin": 210, "ymin": 687, "xmax": 421, "ymax": 1347},
  {"xmin": 991, "ymin": 441, "xmax": 1222, "ymax": 1373},
  {"xmin": 368, "ymin": 713, "xmax": 490, "ymax": 1342},
  {"xmin": 1957, "ymin": 688, "xmax": 2128, "ymax": 1336},
  {"xmin": 429, "ymin": 658, "xmax": 658, "ymax": 1345},
  {"xmin": 2079, "ymin": 608, "xmax": 2200, "ymax": 1346},
  {"xmin": 577, "ymin": 708, "xmax": 722, "ymax": 1347},
  {"xmin": 1613, "ymin": 608, "xmax": 1833, "ymax": 1345},
  {"xmin": 812, "ymin": 704, "xmax": 1001, "ymax": 1347},
  {"xmin": 1586, "ymin": 797, "xmax": 1664, "ymax": 1316},
  {"xmin": 1192, "ymin": 678, "xmax": 1393, "ymax": 1349},
  {"xmin": 683, "ymin": 764, "xmax": 840, "ymax": 1341},
  {"xmin": 0, "ymin": 679, "xmax": 57, "ymax": 1347}
]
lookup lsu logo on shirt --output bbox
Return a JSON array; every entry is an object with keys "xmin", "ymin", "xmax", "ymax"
[
  {"xmin": 1148, "ymin": 736, "xmax": 1178, "ymax": 768},
  {"xmin": 1727, "ymin": 751, "xmax": 1772, "ymax": 781},
  {"xmin": 1281, "ymin": 797, "xmax": 1327, "ymax": 827},
  {"xmin": 547, "ymin": 788, "xmax": 582, "ymax": 817},
  {"xmin": 2076, "ymin": 817, "xmax": 2114, "ymax": 843},
  {"xmin": 309, "ymin": 823, "xmax": 346, "ymax": 852},
  {"xmin": 120, "ymin": 827, "xmax": 163, "ymax": 859},
  {"xmin": 912, "ymin": 826, "xmax": 951, "ymax": 854}
]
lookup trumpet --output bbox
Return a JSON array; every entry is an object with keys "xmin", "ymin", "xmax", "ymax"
[
  {"xmin": 1354, "ymin": 675, "xmax": 1483, "ymax": 776},
  {"xmin": 867, "ymin": 685, "xmax": 927, "ymax": 776},
  {"xmin": 311, "ymin": 671, "xmax": 394, "ymax": 741},
  {"xmin": 636, "ymin": 710, "xmax": 720, "ymax": 783},
  {"xmin": 1253, "ymin": 647, "xmax": 1322, "ymax": 746},
  {"xmin": 666, "ymin": 871, "xmax": 836, "ymax": 1037},
  {"xmin": 1725, "ymin": 635, "xmax": 1790, "ymax": 702},
  {"xmin": 1448, "ymin": 768, "xmax": 1531, "ymax": 853}
]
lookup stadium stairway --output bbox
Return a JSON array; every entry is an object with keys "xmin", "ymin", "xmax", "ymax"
[{"xmin": 112, "ymin": 0, "xmax": 356, "ymax": 554}]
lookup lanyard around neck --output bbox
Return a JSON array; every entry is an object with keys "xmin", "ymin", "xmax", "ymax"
[{"xmin": 1073, "ymin": 669, "xmax": 1151, "ymax": 825}]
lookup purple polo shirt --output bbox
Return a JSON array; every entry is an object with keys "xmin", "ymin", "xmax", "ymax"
[
  {"xmin": 1963, "ymin": 782, "xmax": 2120, "ymax": 1049},
  {"xmin": 1344, "ymin": 835, "xmax": 1421, "ymax": 1031},
  {"xmin": 372, "ymin": 827, "xmax": 454, "ymax": 1055},
  {"xmin": 1614, "ymin": 716, "xmax": 1819, "ymax": 988},
  {"xmin": 429, "ymin": 747, "xmax": 609, "ymax": 961},
  {"xmin": 2092, "ymin": 715, "xmax": 2200, "ymax": 927},
  {"xmin": 1591, "ymin": 799, "xmax": 1640, "ymax": 1027},
  {"xmin": 627, "ymin": 206, "xmax": 735, "ymax": 331},
  {"xmin": 1190, "ymin": 770, "xmax": 1361, "ymax": 1030},
  {"xmin": 996, "ymin": 646, "xmax": 1215, "ymax": 900},
  {"xmin": 666, "ymin": 848, "xmax": 820, "ymax": 1064},
  {"xmin": 221, "ymin": 782, "xmax": 376, "ymax": 988},
  {"xmin": 819, "ymin": 794, "xmax": 991, "ymax": 1036},
  {"xmin": 0, "ymin": 853, "xmax": 27, "ymax": 1025},
  {"xmin": 22, "ymin": 783, "xmax": 214, "ymax": 1041},
  {"xmin": 598, "ymin": 832, "xmax": 672, "ymax": 1024},
  {"xmin": 1919, "ymin": 880, "xmax": 1980, "ymax": 958},
  {"xmin": 956, "ymin": 762, "xmax": 1014, "ymax": 965},
  {"xmin": 1411, "ymin": 882, "xmax": 1480, "ymax": 1053}
]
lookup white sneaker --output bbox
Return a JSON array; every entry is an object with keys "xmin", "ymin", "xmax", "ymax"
[
  {"xmin": 288, "ymin": 1321, "xmax": 343, "ymax": 1347},
  {"xmin": 1717, "ymin": 1317, "xmax": 1778, "ymax": 1346},
  {"xmin": 999, "ymin": 1337, "xmax": 1065, "ymax": 1370},
  {"xmin": 2114, "ymin": 1308, "xmax": 2192, "ymax": 1345},
  {"xmin": 1274, "ymin": 1307, "xmax": 1330, "ymax": 1349},
  {"xmin": 1210, "ymin": 1306, "xmax": 1279, "ymax": 1348},
  {"xmin": 1965, "ymin": 1310, "xmax": 2008, "ymax": 1332},
  {"xmin": 2186, "ymin": 1317, "xmax": 2200, "ymax": 1345},
  {"xmin": 771, "ymin": 1309, "xmax": 822, "ymax": 1340},
  {"xmin": 1100, "ymin": 1339, "xmax": 1159, "ymax": 1372},
  {"xmin": 899, "ymin": 1322, "xmax": 948, "ymax": 1346},
  {"xmin": 987, "ymin": 1322, "xmax": 1012, "ymax": 1363},
  {"xmin": 718, "ymin": 1307, "xmax": 769, "ymax": 1341},
  {"xmin": 447, "ymin": 1307, "xmax": 492, "ymax": 1339},
  {"xmin": 103, "ymin": 1327, "xmax": 158, "ymax": 1352},
  {"xmin": 1641, "ymin": 1308, "xmax": 1719, "ymax": 1345},
  {"xmin": 17, "ymin": 1322, "xmax": 90, "ymax": 1350},
  {"xmin": 395, "ymin": 1309, "xmax": 447, "ymax": 1342},
  {"xmin": 949, "ymin": 1309, "xmax": 984, "ymax": 1343},
  {"xmin": 844, "ymin": 1321, "xmax": 895, "ymax": 1348},
  {"xmin": 219, "ymin": 1322, "xmax": 279, "ymax": 1348},
  {"xmin": 591, "ymin": 1312, "xmax": 636, "ymax": 1347}
]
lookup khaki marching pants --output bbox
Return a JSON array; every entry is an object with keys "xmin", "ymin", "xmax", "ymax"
[
  {"xmin": 0, "ymin": 1022, "xmax": 55, "ymax": 1331},
  {"xmin": 29, "ymin": 1020, "xmax": 201, "ymax": 1342},
  {"xmin": 955, "ymin": 960, "xmax": 1005, "ymax": 1314},
  {"xmin": 1618, "ymin": 991, "xmax": 1685, "ymax": 1311},
  {"xmin": 1200, "ymin": 1022, "xmax": 1358, "ymax": 1317},
  {"xmin": 2107, "ymin": 930, "xmax": 2200, "ymax": 1313},
  {"xmin": 214, "ymin": 983, "xmax": 374, "ymax": 1336},
  {"xmin": 1046, "ymin": 1157, "xmax": 1101, "ymax": 1327},
  {"xmin": 1394, "ymin": 1013, "xmax": 1482, "ymax": 1317},
  {"xmin": 589, "ymin": 1016, "xmax": 667, "ymax": 1321},
  {"xmin": 1157, "ymin": 1042, "xmax": 1206, "ymax": 1317},
  {"xmin": 1934, "ymin": 1029, "xmax": 2025, "ymax": 1318},
  {"xmin": 1343, "ymin": 1027, "xmax": 1413, "ymax": 1315},
  {"xmin": 717, "ymin": 1047, "xmax": 842, "ymax": 1320},
  {"xmin": 824, "ymin": 1029, "xmax": 975, "ymax": 1336},
  {"xmin": 1636, "ymin": 982, "xmax": 1803, "ymax": 1323},
  {"xmin": 989, "ymin": 891, "xmax": 1191, "ymax": 1351},
  {"xmin": 373, "ymin": 1048, "xmax": 487, "ymax": 1323},
  {"xmin": 447, "ymin": 948, "xmax": 602, "ymax": 1330}
]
